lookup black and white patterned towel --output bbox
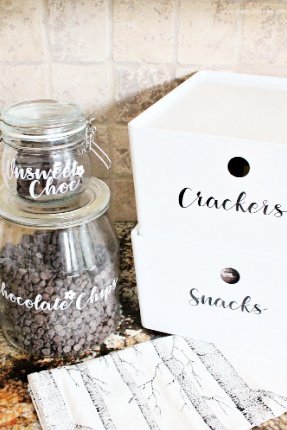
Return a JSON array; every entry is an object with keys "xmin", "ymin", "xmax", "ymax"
[{"xmin": 28, "ymin": 336, "xmax": 287, "ymax": 430}]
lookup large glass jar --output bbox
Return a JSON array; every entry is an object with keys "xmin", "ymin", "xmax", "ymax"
[
  {"xmin": 0, "ymin": 100, "xmax": 109, "ymax": 204},
  {"xmin": 0, "ymin": 178, "xmax": 119, "ymax": 357}
]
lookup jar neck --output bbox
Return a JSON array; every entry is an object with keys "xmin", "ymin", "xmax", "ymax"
[
  {"xmin": 1, "ymin": 127, "xmax": 87, "ymax": 151},
  {"xmin": 0, "ymin": 178, "xmax": 111, "ymax": 229}
]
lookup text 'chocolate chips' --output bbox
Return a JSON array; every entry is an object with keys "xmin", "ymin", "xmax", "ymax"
[{"xmin": 0, "ymin": 229, "xmax": 119, "ymax": 357}]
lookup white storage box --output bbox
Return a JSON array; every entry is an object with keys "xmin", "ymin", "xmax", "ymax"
[
  {"xmin": 132, "ymin": 225, "xmax": 287, "ymax": 355},
  {"xmin": 129, "ymin": 71, "xmax": 287, "ymax": 248},
  {"xmin": 129, "ymin": 71, "xmax": 287, "ymax": 355}
]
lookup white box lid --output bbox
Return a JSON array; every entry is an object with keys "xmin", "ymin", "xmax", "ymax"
[{"xmin": 129, "ymin": 70, "xmax": 287, "ymax": 145}]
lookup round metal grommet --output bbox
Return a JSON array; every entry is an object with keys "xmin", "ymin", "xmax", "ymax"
[{"xmin": 220, "ymin": 267, "xmax": 240, "ymax": 284}]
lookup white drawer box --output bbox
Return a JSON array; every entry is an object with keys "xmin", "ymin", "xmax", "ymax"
[
  {"xmin": 129, "ymin": 71, "xmax": 287, "ymax": 356},
  {"xmin": 132, "ymin": 225, "xmax": 287, "ymax": 356},
  {"xmin": 129, "ymin": 71, "xmax": 287, "ymax": 249}
]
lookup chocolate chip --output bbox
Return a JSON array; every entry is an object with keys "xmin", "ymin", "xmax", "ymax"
[
  {"xmin": 40, "ymin": 270, "xmax": 52, "ymax": 281},
  {"xmin": 73, "ymin": 343, "xmax": 81, "ymax": 352}
]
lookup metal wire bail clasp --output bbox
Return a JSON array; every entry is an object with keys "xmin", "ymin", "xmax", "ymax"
[{"xmin": 86, "ymin": 117, "xmax": 111, "ymax": 170}]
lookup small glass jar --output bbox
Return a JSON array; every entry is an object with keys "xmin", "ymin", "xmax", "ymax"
[
  {"xmin": 0, "ymin": 178, "xmax": 119, "ymax": 357},
  {"xmin": 0, "ymin": 100, "xmax": 109, "ymax": 204}
]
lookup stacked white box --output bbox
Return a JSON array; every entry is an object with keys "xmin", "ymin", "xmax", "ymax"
[{"xmin": 129, "ymin": 71, "xmax": 287, "ymax": 356}]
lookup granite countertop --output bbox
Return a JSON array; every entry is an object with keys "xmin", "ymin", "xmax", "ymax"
[{"xmin": 0, "ymin": 222, "xmax": 286, "ymax": 430}]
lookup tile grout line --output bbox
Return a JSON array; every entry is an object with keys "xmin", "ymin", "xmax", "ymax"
[
  {"xmin": 41, "ymin": 0, "xmax": 53, "ymax": 97},
  {"xmin": 234, "ymin": 0, "xmax": 245, "ymax": 71},
  {"xmin": 172, "ymin": 0, "xmax": 180, "ymax": 79}
]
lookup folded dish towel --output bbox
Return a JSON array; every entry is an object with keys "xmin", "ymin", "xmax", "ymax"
[{"xmin": 28, "ymin": 335, "xmax": 287, "ymax": 430}]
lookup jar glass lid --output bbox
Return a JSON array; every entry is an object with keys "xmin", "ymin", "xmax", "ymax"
[
  {"xmin": 0, "ymin": 178, "xmax": 110, "ymax": 229},
  {"xmin": 0, "ymin": 99, "xmax": 87, "ymax": 141}
]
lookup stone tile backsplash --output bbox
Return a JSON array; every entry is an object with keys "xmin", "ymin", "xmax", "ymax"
[
  {"xmin": 0, "ymin": 0, "xmax": 287, "ymax": 220},
  {"xmin": 113, "ymin": 0, "xmax": 175, "ymax": 63},
  {"xmin": 48, "ymin": 0, "xmax": 109, "ymax": 62}
]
